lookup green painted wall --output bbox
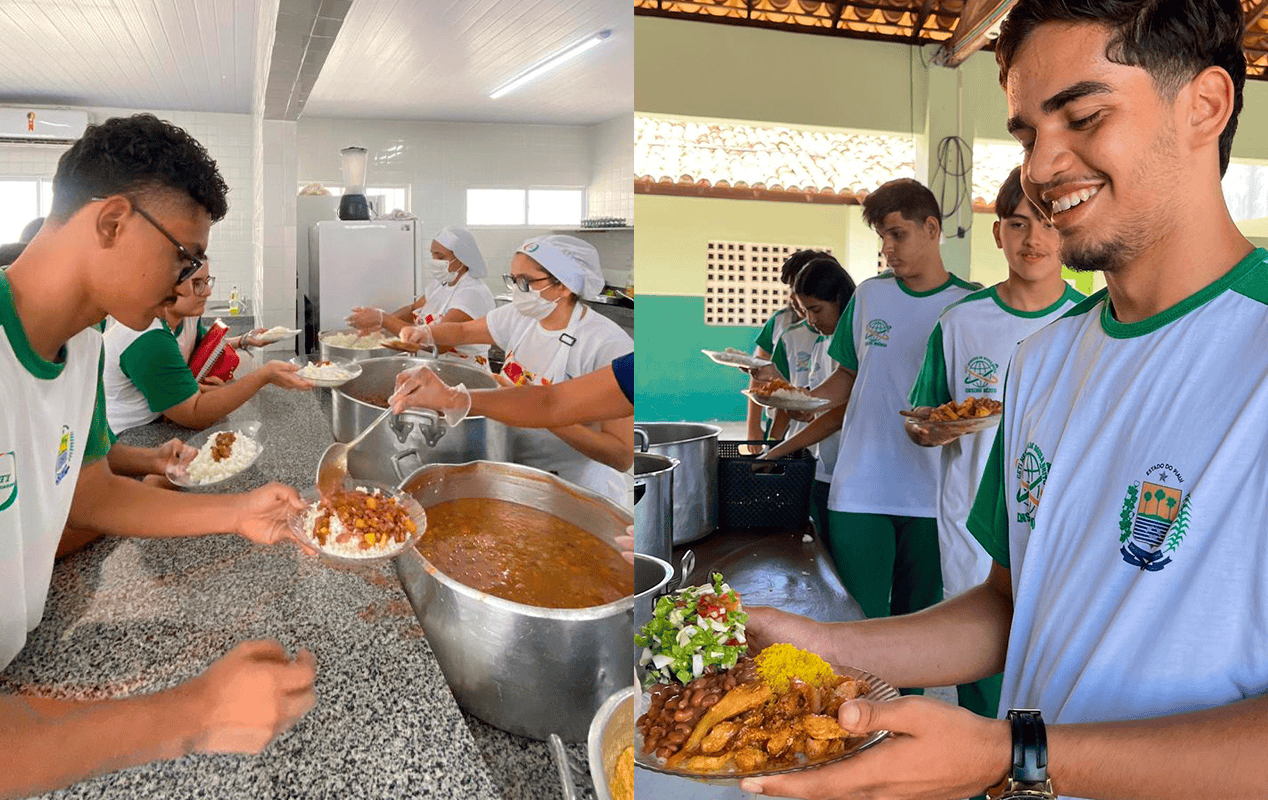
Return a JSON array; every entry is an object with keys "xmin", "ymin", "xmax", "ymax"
[{"xmin": 635, "ymin": 295, "xmax": 759, "ymax": 422}]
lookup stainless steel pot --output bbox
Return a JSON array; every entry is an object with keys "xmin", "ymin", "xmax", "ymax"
[
  {"xmin": 317, "ymin": 326, "xmax": 393, "ymax": 361},
  {"xmin": 548, "ymin": 685, "xmax": 636, "ymax": 800},
  {"xmin": 394, "ymin": 460, "xmax": 671, "ymax": 742},
  {"xmin": 633, "ymin": 453, "xmax": 676, "ymax": 567},
  {"xmin": 331, "ymin": 357, "xmax": 508, "ymax": 485},
  {"xmin": 633, "ymin": 423, "xmax": 721, "ymax": 544}
]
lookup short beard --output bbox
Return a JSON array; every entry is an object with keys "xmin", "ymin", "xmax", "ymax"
[{"xmin": 1060, "ymin": 234, "xmax": 1134, "ymax": 274}]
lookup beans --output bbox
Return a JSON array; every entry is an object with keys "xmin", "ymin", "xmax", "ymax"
[
  {"xmin": 666, "ymin": 730, "xmax": 687, "ymax": 745},
  {"xmin": 673, "ymin": 708, "xmax": 694, "ymax": 722},
  {"xmin": 638, "ymin": 657, "xmax": 761, "ymax": 762},
  {"xmin": 700, "ymin": 693, "xmax": 720, "ymax": 708}
]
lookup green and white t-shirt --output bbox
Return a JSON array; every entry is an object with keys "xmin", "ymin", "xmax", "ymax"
[
  {"xmin": 827, "ymin": 271, "xmax": 978, "ymax": 516},
  {"xmin": 968, "ymin": 248, "xmax": 1268, "ymax": 751},
  {"xmin": 0, "ymin": 270, "xmax": 112, "ymax": 669},
  {"xmin": 102, "ymin": 316, "xmax": 203, "ymax": 433},
  {"xmin": 773, "ymin": 320, "xmax": 839, "ymax": 483},
  {"xmin": 755, "ymin": 306, "xmax": 798, "ymax": 356},
  {"xmin": 910, "ymin": 284, "xmax": 1084, "ymax": 598}
]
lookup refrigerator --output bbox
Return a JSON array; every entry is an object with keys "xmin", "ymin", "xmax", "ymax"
[{"xmin": 301, "ymin": 219, "xmax": 422, "ymax": 353}]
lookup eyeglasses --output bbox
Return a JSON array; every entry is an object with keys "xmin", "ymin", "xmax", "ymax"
[
  {"xmin": 92, "ymin": 196, "xmax": 207, "ymax": 284},
  {"xmin": 189, "ymin": 275, "xmax": 216, "ymax": 294},
  {"xmin": 503, "ymin": 273, "xmax": 557, "ymax": 293}
]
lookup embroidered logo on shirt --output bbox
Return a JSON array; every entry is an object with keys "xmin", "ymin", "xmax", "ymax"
[
  {"xmin": 0, "ymin": 451, "xmax": 17, "ymax": 511},
  {"xmin": 1118, "ymin": 463, "xmax": 1189, "ymax": 572},
  {"xmin": 864, "ymin": 319, "xmax": 891, "ymax": 347},
  {"xmin": 964, "ymin": 356, "xmax": 1000, "ymax": 393},
  {"xmin": 55, "ymin": 427, "xmax": 74, "ymax": 485},
  {"xmin": 795, "ymin": 351, "xmax": 812, "ymax": 372},
  {"xmin": 1015, "ymin": 442, "xmax": 1050, "ymax": 529}
]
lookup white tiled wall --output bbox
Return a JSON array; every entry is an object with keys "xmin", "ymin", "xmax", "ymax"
[
  {"xmin": 588, "ymin": 113, "xmax": 634, "ymax": 223},
  {"xmin": 0, "ymin": 106, "xmax": 254, "ymax": 304}
]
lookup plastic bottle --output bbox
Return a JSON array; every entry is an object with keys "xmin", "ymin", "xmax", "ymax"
[{"xmin": 229, "ymin": 285, "xmax": 240, "ymax": 315}]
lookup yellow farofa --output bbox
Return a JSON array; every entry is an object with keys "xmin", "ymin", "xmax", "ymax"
[{"xmin": 754, "ymin": 643, "xmax": 836, "ymax": 694}]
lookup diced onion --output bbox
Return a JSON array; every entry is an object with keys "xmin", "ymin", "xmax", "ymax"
[
  {"xmin": 652, "ymin": 654, "xmax": 674, "ymax": 670},
  {"xmin": 692, "ymin": 653, "xmax": 704, "ymax": 678},
  {"xmin": 640, "ymin": 647, "xmax": 653, "ymax": 666}
]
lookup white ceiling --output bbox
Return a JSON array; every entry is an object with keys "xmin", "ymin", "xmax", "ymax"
[
  {"xmin": 302, "ymin": 0, "xmax": 633, "ymax": 124},
  {"xmin": 0, "ymin": 0, "xmax": 260, "ymax": 113}
]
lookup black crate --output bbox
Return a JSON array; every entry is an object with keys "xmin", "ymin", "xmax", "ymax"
[{"xmin": 717, "ymin": 440, "xmax": 815, "ymax": 530}]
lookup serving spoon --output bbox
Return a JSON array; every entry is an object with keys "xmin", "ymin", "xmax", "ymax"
[{"xmin": 315, "ymin": 407, "xmax": 394, "ymax": 498}]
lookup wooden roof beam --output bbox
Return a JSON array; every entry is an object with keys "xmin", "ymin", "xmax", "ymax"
[
  {"xmin": 910, "ymin": 0, "xmax": 938, "ymax": 42},
  {"xmin": 933, "ymin": 0, "xmax": 1017, "ymax": 67}
]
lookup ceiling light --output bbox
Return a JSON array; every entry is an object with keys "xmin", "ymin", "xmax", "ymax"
[{"xmin": 488, "ymin": 29, "xmax": 612, "ymax": 100}]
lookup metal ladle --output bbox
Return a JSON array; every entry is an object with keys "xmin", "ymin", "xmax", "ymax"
[{"xmin": 315, "ymin": 407, "xmax": 394, "ymax": 497}]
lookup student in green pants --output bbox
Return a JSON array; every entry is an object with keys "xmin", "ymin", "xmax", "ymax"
[{"xmin": 765, "ymin": 179, "xmax": 978, "ymax": 693}]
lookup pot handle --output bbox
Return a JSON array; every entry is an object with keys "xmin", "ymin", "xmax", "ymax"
[
  {"xmin": 633, "ymin": 426, "xmax": 648, "ymax": 453},
  {"xmin": 661, "ymin": 549, "xmax": 695, "ymax": 594},
  {"xmin": 634, "ymin": 481, "xmax": 646, "ymax": 505},
  {"xmin": 391, "ymin": 449, "xmax": 425, "ymax": 481},
  {"xmin": 548, "ymin": 733, "xmax": 590, "ymax": 800},
  {"xmin": 398, "ymin": 409, "xmax": 446, "ymax": 448}
]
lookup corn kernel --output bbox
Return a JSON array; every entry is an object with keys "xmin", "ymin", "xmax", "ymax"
[{"xmin": 364, "ymin": 532, "xmax": 376, "ymax": 545}]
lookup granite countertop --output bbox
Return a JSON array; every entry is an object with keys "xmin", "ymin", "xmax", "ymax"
[{"xmin": 1, "ymin": 377, "xmax": 595, "ymax": 800}]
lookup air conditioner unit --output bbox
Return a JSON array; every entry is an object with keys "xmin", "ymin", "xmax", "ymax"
[{"xmin": 0, "ymin": 108, "xmax": 88, "ymax": 144}]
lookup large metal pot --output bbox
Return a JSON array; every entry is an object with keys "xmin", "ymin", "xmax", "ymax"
[
  {"xmin": 633, "ymin": 453, "xmax": 676, "ymax": 567},
  {"xmin": 548, "ymin": 685, "xmax": 635, "ymax": 800},
  {"xmin": 317, "ymin": 326, "xmax": 392, "ymax": 361},
  {"xmin": 332, "ymin": 357, "xmax": 508, "ymax": 485},
  {"xmin": 633, "ymin": 423, "xmax": 721, "ymax": 544},
  {"xmin": 394, "ymin": 460, "xmax": 670, "ymax": 742}
]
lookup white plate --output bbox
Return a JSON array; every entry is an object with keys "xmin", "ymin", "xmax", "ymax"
[
  {"xmin": 288, "ymin": 480, "xmax": 427, "ymax": 565},
  {"xmin": 290, "ymin": 356, "xmax": 363, "ymax": 388},
  {"xmin": 253, "ymin": 327, "xmax": 301, "ymax": 345},
  {"xmin": 903, "ymin": 412, "xmax": 1002, "ymax": 436},
  {"xmin": 165, "ymin": 421, "xmax": 265, "ymax": 488},
  {"xmin": 703, "ymin": 349, "xmax": 773, "ymax": 370},
  {"xmin": 741, "ymin": 389, "xmax": 830, "ymax": 412},
  {"xmin": 635, "ymin": 664, "xmax": 897, "ymax": 782}
]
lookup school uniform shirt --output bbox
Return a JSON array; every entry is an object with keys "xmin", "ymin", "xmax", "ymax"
[
  {"xmin": 0, "ymin": 270, "xmax": 113, "ymax": 669},
  {"xmin": 968, "ymin": 249, "xmax": 1268, "ymax": 772},
  {"xmin": 414, "ymin": 272, "xmax": 496, "ymax": 369},
  {"xmin": 102, "ymin": 317, "xmax": 202, "ymax": 433},
  {"xmin": 910, "ymin": 284, "xmax": 1084, "ymax": 598},
  {"xmin": 772, "ymin": 320, "xmax": 840, "ymax": 483},
  {"xmin": 827, "ymin": 271, "xmax": 979, "ymax": 517},
  {"xmin": 485, "ymin": 303, "xmax": 633, "ymax": 505}
]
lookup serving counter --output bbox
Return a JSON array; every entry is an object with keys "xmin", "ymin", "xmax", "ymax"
[{"xmin": 0, "ymin": 386, "xmax": 595, "ymax": 800}]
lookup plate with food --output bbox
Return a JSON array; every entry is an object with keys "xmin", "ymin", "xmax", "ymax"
[
  {"xmin": 381, "ymin": 337, "xmax": 422, "ymax": 354},
  {"xmin": 289, "ymin": 480, "xmax": 426, "ymax": 565},
  {"xmin": 702, "ymin": 348, "xmax": 773, "ymax": 370},
  {"xmin": 252, "ymin": 325, "xmax": 301, "ymax": 345},
  {"xmin": 743, "ymin": 380, "xmax": 831, "ymax": 412},
  {"xmin": 165, "ymin": 421, "xmax": 265, "ymax": 488},
  {"xmin": 634, "ymin": 577, "xmax": 896, "ymax": 780},
  {"xmin": 318, "ymin": 330, "xmax": 389, "ymax": 350},
  {"xmin": 289, "ymin": 355, "xmax": 363, "ymax": 388},
  {"xmin": 901, "ymin": 397, "xmax": 1002, "ymax": 436}
]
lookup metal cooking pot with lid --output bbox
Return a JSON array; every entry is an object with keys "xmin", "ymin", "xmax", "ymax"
[
  {"xmin": 633, "ymin": 453, "xmax": 676, "ymax": 568},
  {"xmin": 331, "ymin": 356, "xmax": 509, "ymax": 486},
  {"xmin": 318, "ymin": 326, "xmax": 393, "ymax": 361},
  {"xmin": 634, "ymin": 423, "xmax": 721, "ymax": 544},
  {"xmin": 394, "ymin": 460, "xmax": 669, "ymax": 742}
]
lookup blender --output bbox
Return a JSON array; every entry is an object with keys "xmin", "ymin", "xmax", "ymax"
[{"xmin": 338, "ymin": 146, "xmax": 371, "ymax": 220}]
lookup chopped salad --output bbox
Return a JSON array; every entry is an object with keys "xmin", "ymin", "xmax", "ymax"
[{"xmin": 636, "ymin": 574, "xmax": 747, "ymax": 687}]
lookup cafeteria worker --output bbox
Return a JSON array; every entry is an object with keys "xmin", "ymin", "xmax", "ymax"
[
  {"xmin": 401, "ymin": 234, "xmax": 633, "ymax": 504},
  {"xmin": 347, "ymin": 224, "xmax": 495, "ymax": 368}
]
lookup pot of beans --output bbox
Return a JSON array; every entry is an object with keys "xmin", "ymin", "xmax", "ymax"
[
  {"xmin": 331, "ymin": 356, "xmax": 509, "ymax": 486},
  {"xmin": 394, "ymin": 460, "xmax": 671, "ymax": 742}
]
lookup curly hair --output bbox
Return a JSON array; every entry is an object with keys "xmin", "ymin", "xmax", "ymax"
[
  {"xmin": 995, "ymin": 0, "xmax": 1245, "ymax": 175},
  {"xmin": 861, "ymin": 178, "xmax": 942, "ymax": 232},
  {"xmin": 51, "ymin": 114, "xmax": 229, "ymax": 222}
]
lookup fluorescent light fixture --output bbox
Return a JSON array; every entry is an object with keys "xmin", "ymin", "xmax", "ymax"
[{"xmin": 488, "ymin": 29, "xmax": 612, "ymax": 99}]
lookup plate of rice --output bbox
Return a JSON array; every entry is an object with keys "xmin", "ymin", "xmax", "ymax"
[
  {"xmin": 702, "ymin": 348, "xmax": 773, "ymax": 370},
  {"xmin": 289, "ymin": 480, "xmax": 427, "ymax": 565},
  {"xmin": 742, "ymin": 383, "xmax": 830, "ymax": 412},
  {"xmin": 165, "ymin": 421, "xmax": 265, "ymax": 488},
  {"xmin": 290, "ymin": 355, "xmax": 363, "ymax": 388},
  {"xmin": 318, "ymin": 330, "xmax": 388, "ymax": 350}
]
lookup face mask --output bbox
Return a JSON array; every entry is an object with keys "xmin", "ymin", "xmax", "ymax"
[
  {"xmin": 430, "ymin": 258, "xmax": 456, "ymax": 283},
  {"xmin": 511, "ymin": 284, "xmax": 557, "ymax": 319}
]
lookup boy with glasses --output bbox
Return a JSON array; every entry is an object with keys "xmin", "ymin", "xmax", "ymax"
[{"xmin": 0, "ymin": 114, "xmax": 317, "ymax": 797}]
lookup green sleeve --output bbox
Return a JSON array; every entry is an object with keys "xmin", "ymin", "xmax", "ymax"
[
  {"xmin": 197, "ymin": 320, "xmax": 208, "ymax": 341},
  {"xmin": 908, "ymin": 322, "xmax": 952, "ymax": 408},
  {"xmin": 771, "ymin": 337, "xmax": 791, "ymax": 380},
  {"xmin": 119, "ymin": 330, "xmax": 200, "ymax": 413},
  {"xmin": 967, "ymin": 413, "xmax": 1011, "ymax": 568},
  {"xmin": 84, "ymin": 347, "xmax": 114, "ymax": 463},
  {"xmin": 827, "ymin": 295, "xmax": 858, "ymax": 371},
  {"xmin": 755, "ymin": 310, "xmax": 781, "ymax": 354}
]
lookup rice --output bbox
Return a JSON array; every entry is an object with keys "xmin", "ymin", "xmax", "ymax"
[
  {"xmin": 185, "ymin": 431, "xmax": 261, "ymax": 484},
  {"xmin": 320, "ymin": 331, "xmax": 386, "ymax": 349},
  {"xmin": 297, "ymin": 361, "xmax": 354, "ymax": 380},
  {"xmin": 300, "ymin": 486, "xmax": 414, "ymax": 559}
]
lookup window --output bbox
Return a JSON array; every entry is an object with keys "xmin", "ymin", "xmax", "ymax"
[
  {"xmin": 466, "ymin": 189, "xmax": 526, "ymax": 226},
  {"xmin": 0, "ymin": 178, "xmax": 53, "ymax": 244},
  {"xmin": 527, "ymin": 189, "xmax": 584, "ymax": 226}
]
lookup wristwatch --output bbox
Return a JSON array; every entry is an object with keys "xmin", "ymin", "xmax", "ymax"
[{"xmin": 986, "ymin": 709, "xmax": 1056, "ymax": 799}]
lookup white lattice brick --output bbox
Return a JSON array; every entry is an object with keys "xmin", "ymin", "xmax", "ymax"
[{"xmin": 705, "ymin": 239, "xmax": 834, "ymax": 327}]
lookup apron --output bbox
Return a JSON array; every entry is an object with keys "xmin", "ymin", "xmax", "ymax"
[
  {"xmin": 500, "ymin": 305, "xmax": 626, "ymax": 506},
  {"xmin": 414, "ymin": 278, "xmax": 491, "ymax": 371}
]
